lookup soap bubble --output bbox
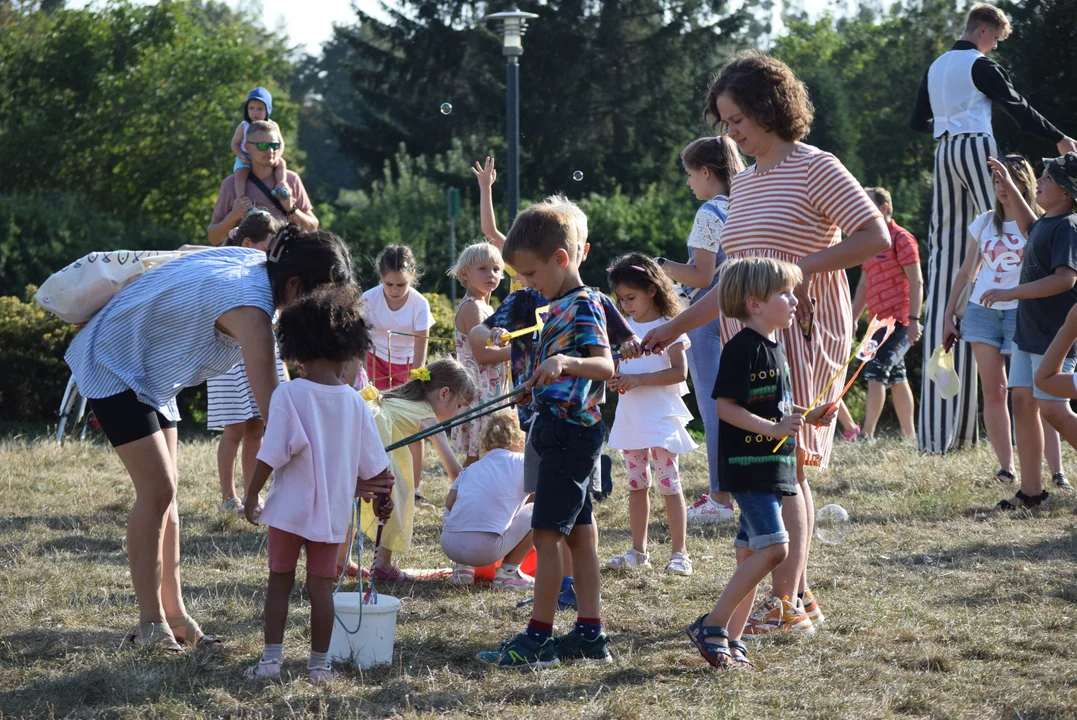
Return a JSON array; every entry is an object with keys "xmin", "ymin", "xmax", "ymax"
[
  {"xmin": 440, "ymin": 102, "xmax": 453, "ymax": 115},
  {"xmin": 814, "ymin": 504, "xmax": 850, "ymax": 544},
  {"xmin": 572, "ymin": 170, "xmax": 584, "ymax": 182}
]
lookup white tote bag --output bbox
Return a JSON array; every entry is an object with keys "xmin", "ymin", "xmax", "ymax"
[{"xmin": 33, "ymin": 249, "xmax": 186, "ymax": 323}]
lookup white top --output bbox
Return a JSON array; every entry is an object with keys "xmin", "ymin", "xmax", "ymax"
[
  {"xmin": 257, "ymin": 380, "xmax": 389, "ymax": 543},
  {"xmin": 442, "ymin": 449, "xmax": 528, "ymax": 535},
  {"xmin": 607, "ymin": 317, "xmax": 698, "ymax": 454},
  {"xmin": 968, "ymin": 211, "xmax": 1027, "ymax": 310},
  {"xmin": 65, "ymin": 247, "xmax": 275, "ymax": 421},
  {"xmin": 927, "ymin": 48, "xmax": 994, "ymax": 138},
  {"xmin": 684, "ymin": 195, "xmax": 728, "ymax": 302},
  {"xmin": 362, "ymin": 286, "xmax": 435, "ymax": 363},
  {"xmin": 239, "ymin": 120, "xmax": 250, "ymax": 155}
]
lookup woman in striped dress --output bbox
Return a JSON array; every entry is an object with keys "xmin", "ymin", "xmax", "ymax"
[
  {"xmin": 64, "ymin": 227, "xmax": 386, "ymax": 652},
  {"xmin": 642, "ymin": 51, "xmax": 889, "ymax": 634}
]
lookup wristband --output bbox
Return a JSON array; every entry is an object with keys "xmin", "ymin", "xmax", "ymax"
[{"xmin": 286, "ymin": 206, "xmax": 299, "ymax": 216}]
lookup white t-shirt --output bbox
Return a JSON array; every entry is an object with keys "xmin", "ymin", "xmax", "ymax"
[
  {"xmin": 257, "ymin": 380, "xmax": 389, "ymax": 543},
  {"xmin": 361, "ymin": 286, "xmax": 436, "ymax": 363},
  {"xmin": 968, "ymin": 211, "xmax": 1027, "ymax": 311},
  {"xmin": 442, "ymin": 449, "xmax": 528, "ymax": 535}
]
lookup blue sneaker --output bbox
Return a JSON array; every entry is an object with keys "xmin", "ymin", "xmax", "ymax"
[
  {"xmin": 554, "ymin": 629, "xmax": 612, "ymax": 664},
  {"xmin": 476, "ymin": 633, "xmax": 560, "ymax": 669},
  {"xmin": 557, "ymin": 583, "xmax": 578, "ymax": 612}
]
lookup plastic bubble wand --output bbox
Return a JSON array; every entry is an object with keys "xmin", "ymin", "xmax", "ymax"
[
  {"xmin": 772, "ymin": 316, "xmax": 896, "ymax": 453},
  {"xmin": 487, "ymin": 305, "xmax": 550, "ymax": 345}
]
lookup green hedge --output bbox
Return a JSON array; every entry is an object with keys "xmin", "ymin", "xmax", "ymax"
[{"xmin": 0, "ymin": 288, "xmax": 77, "ymax": 421}]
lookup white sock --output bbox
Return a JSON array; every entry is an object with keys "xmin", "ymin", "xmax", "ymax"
[
  {"xmin": 263, "ymin": 643, "xmax": 283, "ymax": 663},
  {"xmin": 499, "ymin": 563, "xmax": 519, "ymax": 575},
  {"xmin": 308, "ymin": 650, "xmax": 329, "ymax": 669}
]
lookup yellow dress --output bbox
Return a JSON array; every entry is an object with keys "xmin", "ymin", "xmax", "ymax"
[{"xmin": 360, "ymin": 393, "xmax": 436, "ymax": 554}]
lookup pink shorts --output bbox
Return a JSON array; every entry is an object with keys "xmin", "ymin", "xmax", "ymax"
[
  {"xmin": 365, "ymin": 354, "xmax": 412, "ymax": 391},
  {"xmin": 267, "ymin": 527, "xmax": 339, "ymax": 579}
]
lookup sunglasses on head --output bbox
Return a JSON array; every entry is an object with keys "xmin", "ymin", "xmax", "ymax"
[{"xmin": 252, "ymin": 141, "xmax": 281, "ymax": 151}]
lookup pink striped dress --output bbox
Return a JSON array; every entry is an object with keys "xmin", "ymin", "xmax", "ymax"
[{"xmin": 719, "ymin": 144, "xmax": 881, "ymax": 469}]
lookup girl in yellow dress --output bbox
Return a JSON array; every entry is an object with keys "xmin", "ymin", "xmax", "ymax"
[{"xmin": 360, "ymin": 358, "xmax": 475, "ymax": 581}]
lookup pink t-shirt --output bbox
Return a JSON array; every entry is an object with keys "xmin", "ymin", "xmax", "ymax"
[{"xmin": 257, "ymin": 379, "xmax": 388, "ymax": 543}]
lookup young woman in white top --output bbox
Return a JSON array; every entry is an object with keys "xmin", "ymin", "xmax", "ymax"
[
  {"xmin": 606, "ymin": 254, "xmax": 697, "ymax": 576},
  {"xmin": 361, "ymin": 245, "xmax": 435, "ymax": 390},
  {"xmin": 943, "ymin": 155, "xmax": 1067, "ymax": 487}
]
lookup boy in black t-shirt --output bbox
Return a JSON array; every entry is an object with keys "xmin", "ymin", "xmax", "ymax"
[{"xmin": 686, "ymin": 257, "xmax": 835, "ymax": 669}]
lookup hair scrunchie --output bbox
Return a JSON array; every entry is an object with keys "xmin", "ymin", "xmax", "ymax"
[{"xmin": 228, "ymin": 227, "xmax": 239, "ymax": 240}]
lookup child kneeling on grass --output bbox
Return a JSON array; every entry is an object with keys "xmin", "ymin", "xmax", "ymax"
[
  {"xmin": 686, "ymin": 258, "xmax": 834, "ymax": 669},
  {"xmin": 243, "ymin": 284, "xmax": 394, "ymax": 685},
  {"xmin": 477, "ymin": 200, "xmax": 616, "ymax": 669}
]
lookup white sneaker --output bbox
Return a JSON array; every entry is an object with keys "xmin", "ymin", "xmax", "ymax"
[
  {"xmin": 605, "ymin": 547, "xmax": 650, "ymax": 570},
  {"xmin": 244, "ymin": 658, "xmax": 282, "ymax": 679},
  {"xmin": 449, "ymin": 563, "xmax": 475, "ymax": 586},
  {"xmin": 492, "ymin": 566, "xmax": 534, "ymax": 589},
  {"xmin": 307, "ymin": 664, "xmax": 337, "ymax": 685},
  {"xmin": 686, "ymin": 494, "xmax": 735, "ymax": 524}
]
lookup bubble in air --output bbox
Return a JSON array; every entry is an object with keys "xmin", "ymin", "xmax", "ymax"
[
  {"xmin": 572, "ymin": 170, "xmax": 584, "ymax": 182},
  {"xmin": 440, "ymin": 102, "xmax": 453, "ymax": 115},
  {"xmin": 814, "ymin": 504, "xmax": 850, "ymax": 544}
]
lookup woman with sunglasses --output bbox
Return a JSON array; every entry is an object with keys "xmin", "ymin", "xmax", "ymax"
[
  {"xmin": 65, "ymin": 226, "xmax": 391, "ymax": 652},
  {"xmin": 208, "ymin": 120, "xmax": 319, "ymax": 246}
]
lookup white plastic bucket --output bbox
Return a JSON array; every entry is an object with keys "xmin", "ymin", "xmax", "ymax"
[{"xmin": 328, "ymin": 592, "xmax": 401, "ymax": 668}]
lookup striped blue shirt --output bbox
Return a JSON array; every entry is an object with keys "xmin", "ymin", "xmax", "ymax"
[{"xmin": 65, "ymin": 247, "xmax": 277, "ymax": 421}]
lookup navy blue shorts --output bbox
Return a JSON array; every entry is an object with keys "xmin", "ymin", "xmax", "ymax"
[
  {"xmin": 529, "ymin": 413, "xmax": 605, "ymax": 535},
  {"xmin": 732, "ymin": 490, "xmax": 790, "ymax": 551}
]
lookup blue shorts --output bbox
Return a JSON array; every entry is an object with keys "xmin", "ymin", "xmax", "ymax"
[
  {"xmin": 961, "ymin": 303, "xmax": 1017, "ymax": 355},
  {"xmin": 529, "ymin": 413, "xmax": 605, "ymax": 535},
  {"xmin": 1008, "ymin": 348, "xmax": 1076, "ymax": 401},
  {"xmin": 732, "ymin": 491, "xmax": 790, "ymax": 551},
  {"xmin": 233, "ymin": 154, "xmax": 252, "ymax": 172}
]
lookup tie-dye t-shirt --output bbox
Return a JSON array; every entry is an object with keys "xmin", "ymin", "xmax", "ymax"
[{"xmin": 483, "ymin": 287, "xmax": 633, "ymax": 427}]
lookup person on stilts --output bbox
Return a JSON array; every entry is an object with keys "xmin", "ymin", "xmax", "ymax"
[{"xmin": 911, "ymin": 2, "xmax": 1076, "ymax": 453}]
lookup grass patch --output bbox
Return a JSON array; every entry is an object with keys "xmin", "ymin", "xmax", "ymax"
[{"xmin": 2, "ymin": 434, "xmax": 1077, "ymax": 718}]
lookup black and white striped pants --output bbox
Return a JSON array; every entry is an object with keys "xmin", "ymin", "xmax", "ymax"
[{"xmin": 919, "ymin": 132, "xmax": 997, "ymax": 454}]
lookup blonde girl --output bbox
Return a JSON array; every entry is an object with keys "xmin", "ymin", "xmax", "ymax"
[
  {"xmin": 449, "ymin": 242, "xmax": 510, "ymax": 466},
  {"xmin": 209, "ymin": 210, "xmax": 287, "ymax": 516},
  {"xmin": 359, "ymin": 358, "xmax": 476, "ymax": 581},
  {"xmin": 606, "ymin": 253, "xmax": 696, "ymax": 575}
]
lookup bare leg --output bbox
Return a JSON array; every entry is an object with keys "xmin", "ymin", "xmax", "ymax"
[
  {"xmin": 565, "ymin": 523, "xmax": 601, "ymax": 619},
  {"xmin": 307, "ymin": 575, "xmax": 335, "ymax": 654},
  {"xmin": 234, "ymin": 166, "xmax": 250, "ymax": 200},
  {"xmin": 799, "ymin": 464, "xmax": 815, "ymax": 596},
  {"xmin": 159, "ymin": 427, "xmax": 187, "ymax": 620},
  {"xmin": 1012, "ymin": 388, "xmax": 1044, "ymax": 498},
  {"xmin": 503, "ymin": 531, "xmax": 534, "ymax": 566},
  {"xmin": 836, "ymin": 399, "xmax": 856, "ymax": 432},
  {"xmin": 971, "ymin": 343, "xmax": 1014, "ymax": 474},
  {"xmin": 705, "ymin": 544, "xmax": 787, "ymax": 632},
  {"xmin": 772, "ymin": 452, "xmax": 808, "ymax": 600},
  {"xmin": 112, "ymin": 430, "xmax": 178, "ymax": 624},
  {"xmin": 1039, "ymin": 399, "xmax": 1077, "ymax": 455},
  {"xmin": 628, "ymin": 488, "xmax": 650, "ymax": 554},
  {"xmin": 662, "ymin": 492, "xmax": 687, "ymax": 555},
  {"xmin": 263, "ymin": 570, "xmax": 295, "ymax": 645},
  {"xmin": 463, "ymin": 455, "xmax": 480, "ymax": 468},
  {"xmin": 240, "ymin": 418, "xmax": 265, "ymax": 496},
  {"xmin": 1043, "ymin": 423, "xmax": 1063, "ymax": 475},
  {"xmin": 374, "ymin": 546, "xmax": 395, "ymax": 571},
  {"xmin": 890, "ymin": 382, "xmax": 916, "ymax": 439},
  {"xmin": 711, "ymin": 491, "xmax": 732, "ymax": 506},
  {"xmin": 862, "ymin": 380, "xmax": 886, "ymax": 439},
  {"xmin": 532, "ymin": 529, "xmax": 564, "ymax": 625},
  {"xmin": 216, "ymin": 423, "xmax": 244, "ymax": 501}
]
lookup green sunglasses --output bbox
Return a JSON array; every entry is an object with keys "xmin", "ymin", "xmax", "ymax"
[{"xmin": 251, "ymin": 141, "xmax": 281, "ymax": 151}]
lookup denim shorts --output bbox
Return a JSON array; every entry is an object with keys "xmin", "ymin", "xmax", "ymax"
[
  {"xmin": 960, "ymin": 303, "xmax": 1017, "ymax": 355},
  {"xmin": 529, "ymin": 413, "xmax": 605, "ymax": 535},
  {"xmin": 732, "ymin": 490, "xmax": 790, "ymax": 551},
  {"xmin": 1008, "ymin": 348, "xmax": 1077, "ymax": 401},
  {"xmin": 233, "ymin": 154, "xmax": 252, "ymax": 172},
  {"xmin": 863, "ymin": 323, "xmax": 909, "ymax": 387}
]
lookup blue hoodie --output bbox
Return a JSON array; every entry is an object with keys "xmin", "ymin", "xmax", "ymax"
[{"xmin": 244, "ymin": 87, "xmax": 273, "ymax": 122}]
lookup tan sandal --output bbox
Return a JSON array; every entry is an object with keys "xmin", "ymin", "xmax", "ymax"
[
  {"xmin": 167, "ymin": 615, "xmax": 222, "ymax": 646},
  {"xmin": 122, "ymin": 622, "xmax": 182, "ymax": 652}
]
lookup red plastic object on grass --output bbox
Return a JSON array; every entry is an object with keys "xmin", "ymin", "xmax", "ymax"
[{"xmin": 473, "ymin": 547, "xmax": 537, "ymax": 582}]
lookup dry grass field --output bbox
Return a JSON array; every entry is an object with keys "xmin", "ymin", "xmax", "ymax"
[{"xmin": 1, "ymin": 431, "xmax": 1076, "ymax": 719}]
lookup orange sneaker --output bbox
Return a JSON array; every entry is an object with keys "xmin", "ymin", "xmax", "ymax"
[
  {"xmin": 741, "ymin": 595, "xmax": 814, "ymax": 640},
  {"xmin": 801, "ymin": 588, "xmax": 825, "ymax": 627}
]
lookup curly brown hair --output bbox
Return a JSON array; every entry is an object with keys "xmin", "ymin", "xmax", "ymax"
[
  {"xmin": 704, "ymin": 50, "xmax": 814, "ymax": 143},
  {"xmin": 607, "ymin": 252, "xmax": 682, "ymax": 320},
  {"xmin": 276, "ymin": 283, "xmax": 372, "ymax": 363}
]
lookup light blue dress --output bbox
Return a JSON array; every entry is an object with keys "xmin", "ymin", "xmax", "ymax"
[{"xmin": 65, "ymin": 247, "xmax": 276, "ymax": 422}]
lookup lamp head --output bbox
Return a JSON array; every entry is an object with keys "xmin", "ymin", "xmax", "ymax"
[{"xmin": 484, "ymin": 7, "xmax": 539, "ymax": 57}]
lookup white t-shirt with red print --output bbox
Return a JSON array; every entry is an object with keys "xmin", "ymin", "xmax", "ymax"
[{"xmin": 968, "ymin": 212, "xmax": 1027, "ymax": 311}]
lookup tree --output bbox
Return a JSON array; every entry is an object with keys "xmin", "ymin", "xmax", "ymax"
[{"xmin": 0, "ymin": 0, "xmax": 296, "ymax": 237}]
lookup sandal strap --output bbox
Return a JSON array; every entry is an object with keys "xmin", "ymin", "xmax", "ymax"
[
  {"xmin": 996, "ymin": 469, "xmax": 1015, "ymax": 481},
  {"xmin": 728, "ymin": 639, "xmax": 748, "ymax": 653},
  {"xmin": 689, "ymin": 614, "xmax": 729, "ymax": 641}
]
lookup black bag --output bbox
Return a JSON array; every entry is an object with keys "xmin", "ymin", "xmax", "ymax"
[{"xmin": 247, "ymin": 173, "xmax": 288, "ymax": 217}]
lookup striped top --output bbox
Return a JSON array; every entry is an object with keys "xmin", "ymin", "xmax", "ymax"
[
  {"xmin": 718, "ymin": 144, "xmax": 881, "ymax": 469},
  {"xmin": 66, "ymin": 247, "xmax": 277, "ymax": 422}
]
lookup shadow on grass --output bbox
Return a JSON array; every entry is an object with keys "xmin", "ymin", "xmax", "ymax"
[
  {"xmin": 0, "ymin": 508, "xmax": 128, "ymax": 534},
  {"xmin": 1, "ymin": 627, "xmax": 120, "ymax": 665}
]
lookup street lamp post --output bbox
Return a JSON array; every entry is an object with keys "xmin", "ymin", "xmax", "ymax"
[{"xmin": 484, "ymin": 7, "xmax": 538, "ymax": 226}]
